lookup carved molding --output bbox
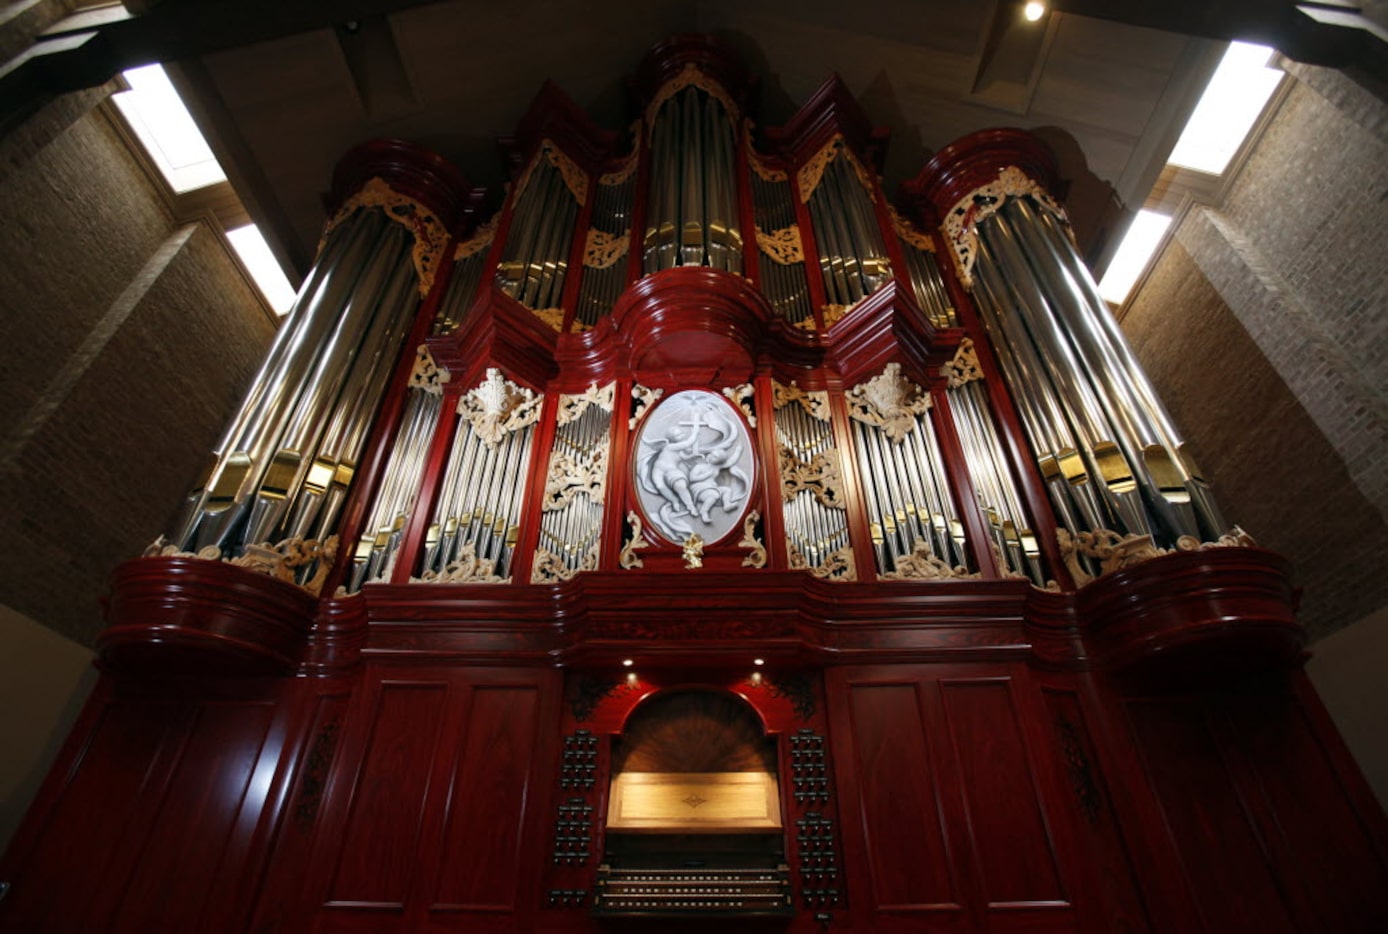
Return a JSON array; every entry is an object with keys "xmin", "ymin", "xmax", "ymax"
[
  {"xmin": 413, "ymin": 541, "xmax": 505, "ymax": 584},
  {"xmin": 887, "ymin": 204, "xmax": 936, "ymax": 252},
  {"xmin": 646, "ymin": 62, "xmax": 741, "ymax": 138},
  {"xmin": 798, "ymin": 135, "xmax": 878, "ymax": 204},
  {"xmin": 321, "ymin": 177, "xmax": 448, "ymax": 296},
  {"xmin": 722, "ymin": 383, "xmax": 756, "ymax": 428},
  {"xmin": 846, "ymin": 363, "xmax": 932, "ymax": 443},
  {"xmin": 408, "ymin": 345, "xmax": 450, "ymax": 395},
  {"xmin": 942, "ymin": 338, "xmax": 983, "ymax": 389},
  {"xmin": 143, "ymin": 534, "xmax": 339, "ymax": 596},
  {"xmin": 542, "ymin": 448, "xmax": 608, "ymax": 511},
  {"xmin": 454, "ymin": 213, "xmax": 498, "ymax": 260},
  {"xmin": 458, "ymin": 368, "xmax": 543, "ymax": 447},
  {"xmin": 755, "ymin": 224, "xmax": 804, "ymax": 265},
  {"xmin": 739, "ymin": 510, "xmax": 767, "ymax": 568},
  {"xmin": 584, "ymin": 227, "xmax": 631, "ymax": 269},
  {"xmin": 772, "ymin": 381, "xmax": 830, "ymax": 421},
  {"xmin": 619, "ymin": 511, "xmax": 650, "ymax": 569},
  {"xmin": 629, "ymin": 383, "xmax": 664, "ymax": 430},
  {"xmin": 682, "ymin": 533, "xmax": 705, "ymax": 570},
  {"xmin": 789, "ymin": 542, "xmax": 856, "ymax": 581},
  {"xmin": 745, "ymin": 120, "xmax": 788, "ymax": 182},
  {"xmin": 1058, "ymin": 525, "xmax": 1258, "ymax": 587},
  {"xmin": 879, "ymin": 540, "xmax": 975, "ymax": 581},
  {"xmin": 531, "ymin": 545, "xmax": 598, "ymax": 583},
  {"xmin": 558, "ymin": 382, "xmax": 616, "ymax": 425},
  {"xmin": 942, "ymin": 165, "xmax": 1067, "ymax": 289},
  {"xmin": 780, "ymin": 447, "xmax": 846, "ymax": 509}
]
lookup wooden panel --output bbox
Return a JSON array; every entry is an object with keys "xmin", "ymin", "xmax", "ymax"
[
  {"xmin": 325, "ymin": 682, "xmax": 448, "ymax": 908},
  {"xmin": 1126, "ymin": 698, "xmax": 1298, "ymax": 934},
  {"xmin": 845, "ymin": 680, "xmax": 960, "ymax": 912},
  {"xmin": 941, "ymin": 679, "xmax": 1066, "ymax": 908},
  {"xmin": 430, "ymin": 683, "xmax": 539, "ymax": 912}
]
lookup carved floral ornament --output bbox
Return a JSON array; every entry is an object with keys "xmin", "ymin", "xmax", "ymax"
[
  {"xmin": 846, "ymin": 363, "xmax": 933, "ymax": 443},
  {"xmin": 531, "ymin": 545, "xmax": 598, "ymax": 583},
  {"xmin": 645, "ymin": 63, "xmax": 742, "ymax": 139},
  {"xmin": 320, "ymin": 177, "xmax": 449, "ymax": 297},
  {"xmin": 453, "ymin": 213, "xmax": 498, "ymax": 260},
  {"xmin": 779, "ymin": 448, "xmax": 845, "ymax": 509},
  {"xmin": 1057, "ymin": 526, "xmax": 1257, "ymax": 588},
  {"xmin": 600, "ymin": 130, "xmax": 642, "ymax": 186},
  {"xmin": 629, "ymin": 384, "xmax": 664, "ymax": 430},
  {"xmin": 722, "ymin": 383, "xmax": 756, "ymax": 427},
  {"xmin": 744, "ymin": 120, "xmax": 788, "ymax": 182},
  {"xmin": 941, "ymin": 338, "xmax": 983, "ymax": 389},
  {"xmin": 739, "ymin": 510, "xmax": 767, "ymax": 568},
  {"xmin": 413, "ymin": 541, "xmax": 505, "ymax": 584},
  {"xmin": 755, "ymin": 225, "xmax": 804, "ymax": 265},
  {"xmin": 942, "ymin": 165, "xmax": 1068, "ymax": 289},
  {"xmin": 880, "ymin": 540, "xmax": 975, "ymax": 581},
  {"xmin": 407, "ymin": 345, "xmax": 450, "ymax": 395},
  {"xmin": 458, "ymin": 368, "xmax": 543, "ymax": 447},
  {"xmin": 886, "ymin": 204, "xmax": 936, "ymax": 252},
  {"xmin": 142, "ymin": 534, "xmax": 339, "ymax": 597},
  {"xmin": 789, "ymin": 542, "xmax": 855, "ymax": 581},
  {"xmin": 532, "ymin": 307, "xmax": 567, "ymax": 332},
  {"xmin": 515, "ymin": 139, "xmax": 589, "ymax": 207},
  {"xmin": 583, "ymin": 227, "xmax": 631, "ymax": 269},
  {"xmin": 558, "ymin": 381, "xmax": 616, "ymax": 424},
  {"xmin": 772, "ymin": 381, "xmax": 830, "ymax": 421},
  {"xmin": 619, "ymin": 511, "xmax": 650, "ymax": 569},
  {"xmin": 798, "ymin": 135, "xmax": 879, "ymax": 204}
]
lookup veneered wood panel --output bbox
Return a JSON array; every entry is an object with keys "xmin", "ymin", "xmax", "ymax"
[
  {"xmin": 1126, "ymin": 697, "xmax": 1298, "ymax": 934},
  {"xmin": 941, "ymin": 680, "xmax": 1065, "ymax": 907},
  {"xmin": 431, "ymin": 683, "xmax": 540, "ymax": 912},
  {"xmin": 845, "ymin": 680, "xmax": 960, "ymax": 912},
  {"xmin": 325, "ymin": 682, "xmax": 449, "ymax": 908}
]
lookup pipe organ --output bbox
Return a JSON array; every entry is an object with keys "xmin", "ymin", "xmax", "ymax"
[{"xmin": 5, "ymin": 35, "xmax": 1386, "ymax": 934}]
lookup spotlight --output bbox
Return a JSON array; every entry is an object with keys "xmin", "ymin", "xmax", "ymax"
[
  {"xmin": 1023, "ymin": 2, "xmax": 1046, "ymax": 22},
  {"xmin": 750, "ymin": 671, "xmax": 763, "ymax": 685},
  {"xmin": 753, "ymin": 658, "xmax": 765, "ymax": 667},
  {"xmin": 622, "ymin": 658, "xmax": 633, "ymax": 667}
]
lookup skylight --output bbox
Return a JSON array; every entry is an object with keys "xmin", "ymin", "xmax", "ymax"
[
  {"xmin": 227, "ymin": 225, "xmax": 298, "ymax": 315},
  {"xmin": 1099, "ymin": 210, "xmax": 1172, "ymax": 305},
  {"xmin": 112, "ymin": 63, "xmax": 226, "ymax": 193},
  {"xmin": 1166, "ymin": 42, "xmax": 1282, "ymax": 175}
]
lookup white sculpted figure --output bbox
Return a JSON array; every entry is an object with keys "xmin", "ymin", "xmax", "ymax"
[{"xmin": 635, "ymin": 392, "xmax": 752, "ymax": 543}]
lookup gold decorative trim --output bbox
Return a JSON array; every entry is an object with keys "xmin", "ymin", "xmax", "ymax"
[
  {"xmin": 755, "ymin": 224, "xmax": 804, "ymax": 265},
  {"xmin": 942, "ymin": 165, "xmax": 1066, "ymax": 289},
  {"xmin": 454, "ymin": 213, "xmax": 499, "ymax": 260},
  {"xmin": 321, "ymin": 177, "xmax": 449, "ymax": 296},
  {"xmin": 619, "ymin": 511, "xmax": 650, "ymax": 569},
  {"xmin": 771, "ymin": 381, "xmax": 830, "ymax": 421},
  {"xmin": 533, "ymin": 139, "xmax": 589, "ymax": 206},
  {"xmin": 846, "ymin": 363, "xmax": 932, "ymax": 443},
  {"xmin": 600, "ymin": 133, "xmax": 642, "ymax": 186},
  {"xmin": 682, "ymin": 533, "xmax": 705, "ymax": 570},
  {"xmin": 789, "ymin": 543, "xmax": 856, "ymax": 581},
  {"xmin": 542, "ymin": 447, "xmax": 608, "ymax": 512},
  {"xmin": 744, "ymin": 120, "xmax": 788, "ymax": 182},
  {"xmin": 739, "ymin": 510, "xmax": 767, "ymax": 568},
  {"xmin": 780, "ymin": 447, "xmax": 846, "ymax": 509},
  {"xmin": 645, "ymin": 63, "xmax": 740, "ymax": 139},
  {"xmin": 879, "ymin": 540, "xmax": 974, "ymax": 581},
  {"xmin": 413, "ymin": 541, "xmax": 505, "ymax": 584},
  {"xmin": 798, "ymin": 135, "xmax": 878, "ymax": 204},
  {"xmin": 583, "ymin": 227, "xmax": 631, "ymax": 269},
  {"xmin": 530, "ymin": 545, "xmax": 598, "ymax": 583},
  {"xmin": 144, "ymin": 534, "xmax": 340, "ymax": 596},
  {"xmin": 1057, "ymin": 525, "xmax": 1257, "ymax": 588},
  {"xmin": 458, "ymin": 368, "xmax": 543, "ymax": 447},
  {"xmin": 820, "ymin": 304, "xmax": 850, "ymax": 328},
  {"xmin": 722, "ymin": 383, "xmax": 756, "ymax": 428},
  {"xmin": 629, "ymin": 384, "xmax": 664, "ymax": 430},
  {"xmin": 532, "ymin": 306, "xmax": 566, "ymax": 332},
  {"xmin": 408, "ymin": 345, "xmax": 450, "ymax": 395},
  {"xmin": 887, "ymin": 204, "xmax": 935, "ymax": 252},
  {"xmin": 558, "ymin": 382, "xmax": 616, "ymax": 424},
  {"xmin": 941, "ymin": 338, "xmax": 983, "ymax": 389}
]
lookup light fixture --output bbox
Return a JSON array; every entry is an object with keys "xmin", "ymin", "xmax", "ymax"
[
  {"xmin": 753, "ymin": 658, "xmax": 764, "ymax": 667},
  {"xmin": 750, "ymin": 671, "xmax": 763, "ymax": 685},
  {"xmin": 1023, "ymin": 1, "xmax": 1046, "ymax": 22},
  {"xmin": 621, "ymin": 658, "xmax": 633, "ymax": 667},
  {"xmin": 626, "ymin": 672, "xmax": 639, "ymax": 684}
]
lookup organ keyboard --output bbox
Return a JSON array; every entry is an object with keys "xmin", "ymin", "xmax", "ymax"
[{"xmin": 592, "ymin": 864, "xmax": 794, "ymax": 915}]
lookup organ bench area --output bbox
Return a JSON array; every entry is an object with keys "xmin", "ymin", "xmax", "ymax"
[{"xmin": 3, "ymin": 35, "xmax": 1387, "ymax": 934}]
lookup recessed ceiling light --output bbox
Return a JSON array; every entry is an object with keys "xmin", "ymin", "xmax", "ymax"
[
  {"xmin": 1023, "ymin": 2, "xmax": 1047, "ymax": 22},
  {"xmin": 622, "ymin": 658, "xmax": 633, "ymax": 667}
]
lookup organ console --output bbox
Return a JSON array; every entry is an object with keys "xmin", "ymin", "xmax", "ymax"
[{"xmin": 5, "ymin": 32, "xmax": 1384, "ymax": 934}]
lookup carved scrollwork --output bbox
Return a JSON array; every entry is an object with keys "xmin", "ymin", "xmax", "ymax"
[
  {"xmin": 413, "ymin": 541, "xmax": 505, "ymax": 584},
  {"xmin": 780, "ymin": 447, "xmax": 846, "ymax": 509},
  {"xmin": 1056, "ymin": 525, "xmax": 1256, "ymax": 587},
  {"xmin": 846, "ymin": 363, "xmax": 932, "ymax": 443},
  {"xmin": 798, "ymin": 135, "xmax": 878, "ymax": 204},
  {"xmin": 527, "ymin": 139, "xmax": 589, "ymax": 206},
  {"xmin": 629, "ymin": 384, "xmax": 664, "ymax": 430},
  {"xmin": 619, "ymin": 511, "xmax": 650, "ymax": 569},
  {"xmin": 583, "ymin": 227, "xmax": 631, "ymax": 269},
  {"xmin": 459, "ymin": 369, "xmax": 543, "ymax": 447},
  {"xmin": 542, "ymin": 448, "xmax": 608, "ymax": 511},
  {"xmin": 887, "ymin": 204, "xmax": 936, "ymax": 252},
  {"xmin": 144, "ymin": 534, "xmax": 339, "ymax": 595},
  {"xmin": 943, "ymin": 165, "xmax": 1067, "ymax": 289},
  {"xmin": 789, "ymin": 543, "xmax": 856, "ymax": 581},
  {"xmin": 144, "ymin": 535, "xmax": 223, "ymax": 562},
  {"xmin": 879, "ymin": 540, "xmax": 974, "ymax": 581},
  {"xmin": 600, "ymin": 134, "xmax": 641, "ymax": 185},
  {"xmin": 531, "ymin": 306, "xmax": 566, "ymax": 332},
  {"xmin": 772, "ymin": 381, "xmax": 830, "ymax": 421},
  {"xmin": 646, "ymin": 63, "xmax": 741, "ymax": 138},
  {"xmin": 820, "ymin": 304, "xmax": 849, "ymax": 328},
  {"xmin": 739, "ymin": 510, "xmax": 767, "ymax": 569},
  {"xmin": 942, "ymin": 338, "xmax": 983, "ymax": 389},
  {"xmin": 722, "ymin": 383, "xmax": 756, "ymax": 428},
  {"xmin": 558, "ymin": 382, "xmax": 616, "ymax": 425},
  {"xmin": 531, "ymin": 545, "xmax": 598, "ymax": 583},
  {"xmin": 321, "ymin": 177, "xmax": 448, "ymax": 296},
  {"xmin": 755, "ymin": 225, "xmax": 804, "ymax": 265},
  {"xmin": 408, "ymin": 345, "xmax": 450, "ymax": 395},
  {"xmin": 454, "ymin": 213, "xmax": 498, "ymax": 260},
  {"xmin": 745, "ymin": 120, "xmax": 788, "ymax": 182}
]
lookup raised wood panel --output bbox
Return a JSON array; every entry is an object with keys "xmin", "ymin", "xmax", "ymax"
[
  {"xmin": 325, "ymin": 682, "xmax": 449, "ymax": 909},
  {"xmin": 1125, "ymin": 698, "xmax": 1299, "ymax": 934},
  {"xmin": 431, "ymin": 683, "xmax": 540, "ymax": 912},
  {"xmin": 844, "ymin": 681, "xmax": 961, "ymax": 913},
  {"xmin": 940, "ymin": 679, "xmax": 1065, "ymax": 908}
]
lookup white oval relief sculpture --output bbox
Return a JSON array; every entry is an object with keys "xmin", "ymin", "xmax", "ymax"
[{"xmin": 634, "ymin": 390, "xmax": 754, "ymax": 545}]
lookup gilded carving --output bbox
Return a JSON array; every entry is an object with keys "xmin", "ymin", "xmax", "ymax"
[
  {"xmin": 532, "ymin": 306, "xmax": 566, "ymax": 332},
  {"xmin": 1056, "ymin": 525, "xmax": 1255, "ymax": 587},
  {"xmin": 880, "ymin": 540, "xmax": 974, "ymax": 581},
  {"xmin": 583, "ymin": 227, "xmax": 631, "ymax": 269},
  {"xmin": 739, "ymin": 510, "xmax": 767, "ymax": 568},
  {"xmin": 143, "ymin": 534, "xmax": 339, "ymax": 596},
  {"xmin": 682, "ymin": 533, "xmax": 705, "ymax": 570},
  {"xmin": 619, "ymin": 511, "xmax": 650, "ymax": 569},
  {"xmin": 542, "ymin": 448, "xmax": 608, "ymax": 511},
  {"xmin": 797, "ymin": 135, "xmax": 878, "ymax": 204},
  {"xmin": 321, "ymin": 177, "xmax": 449, "ymax": 296},
  {"xmin": 414, "ymin": 541, "xmax": 505, "ymax": 584},
  {"xmin": 454, "ymin": 213, "xmax": 498, "ymax": 260},
  {"xmin": 531, "ymin": 545, "xmax": 598, "ymax": 583},
  {"xmin": 557, "ymin": 382, "xmax": 616, "ymax": 425},
  {"xmin": 772, "ymin": 381, "xmax": 830, "ymax": 421},
  {"xmin": 789, "ymin": 543, "xmax": 856, "ymax": 581},
  {"xmin": 780, "ymin": 447, "xmax": 846, "ymax": 509},
  {"xmin": 458, "ymin": 369, "xmax": 543, "ymax": 447},
  {"xmin": 744, "ymin": 120, "xmax": 788, "ymax": 182},
  {"xmin": 941, "ymin": 338, "xmax": 983, "ymax": 389},
  {"xmin": 645, "ymin": 63, "xmax": 741, "ymax": 138},
  {"xmin": 600, "ymin": 134, "xmax": 641, "ymax": 185},
  {"xmin": 629, "ymin": 384, "xmax": 664, "ymax": 430},
  {"xmin": 846, "ymin": 363, "xmax": 932, "ymax": 443},
  {"xmin": 887, "ymin": 204, "xmax": 936, "ymax": 252},
  {"xmin": 515, "ymin": 139, "xmax": 588, "ymax": 207},
  {"xmin": 942, "ymin": 165, "xmax": 1067, "ymax": 289},
  {"xmin": 407, "ymin": 345, "xmax": 450, "ymax": 395},
  {"xmin": 722, "ymin": 383, "xmax": 756, "ymax": 428},
  {"xmin": 820, "ymin": 304, "xmax": 850, "ymax": 328},
  {"xmin": 755, "ymin": 225, "xmax": 804, "ymax": 265}
]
